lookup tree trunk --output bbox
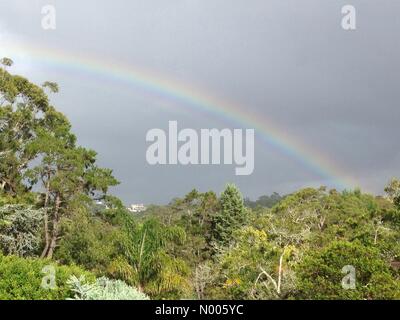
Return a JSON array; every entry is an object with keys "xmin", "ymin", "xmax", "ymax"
[
  {"xmin": 40, "ymin": 213, "xmax": 50, "ymax": 258},
  {"xmin": 1, "ymin": 177, "xmax": 16, "ymax": 195},
  {"xmin": 277, "ymin": 251, "xmax": 284, "ymax": 295},
  {"xmin": 138, "ymin": 230, "xmax": 147, "ymax": 274},
  {"xmin": 45, "ymin": 194, "xmax": 61, "ymax": 259},
  {"xmin": 195, "ymin": 267, "xmax": 200, "ymax": 299},
  {"xmin": 40, "ymin": 180, "xmax": 51, "ymax": 258}
]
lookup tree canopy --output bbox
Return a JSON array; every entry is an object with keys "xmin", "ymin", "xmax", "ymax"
[{"xmin": 0, "ymin": 59, "xmax": 399, "ymax": 300}]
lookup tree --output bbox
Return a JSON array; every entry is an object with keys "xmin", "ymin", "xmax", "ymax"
[
  {"xmin": 54, "ymin": 207, "xmax": 125, "ymax": 273},
  {"xmin": 42, "ymin": 81, "xmax": 59, "ymax": 94},
  {"xmin": 211, "ymin": 184, "xmax": 247, "ymax": 250},
  {"xmin": 244, "ymin": 192, "xmax": 283, "ymax": 209},
  {"xmin": 0, "ymin": 61, "xmax": 119, "ymax": 259},
  {"xmin": 17, "ymin": 104, "xmax": 118, "ymax": 259},
  {"xmin": 176, "ymin": 190, "xmax": 218, "ymax": 265},
  {"xmin": 193, "ymin": 262, "xmax": 215, "ymax": 299},
  {"xmin": 121, "ymin": 218, "xmax": 190, "ymax": 298},
  {"xmin": 217, "ymin": 227, "xmax": 297, "ymax": 299},
  {"xmin": 296, "ymin": 241, "xmax": 400, "ymax": 299},
  {"xmin": 0, "ymin": 204, "xmax": 44, "ymax": 257},
  {"xmin": 0, "ymin": 58, "xmax": 13, "ymax": 68},
  {"xmin": 0, "ymin": 66, "xmax": 51, "ymax": 195},
  {"xmin": 31, "ymin": 143, "xmax": 119, "ymax": 259},
  {"xmin": 385, "ymin": 178, "xmax": 400, "ymax": 209}
]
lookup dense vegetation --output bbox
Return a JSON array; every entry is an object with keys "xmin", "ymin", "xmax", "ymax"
[{"xmin": 0, "ymin": 59, "xmax": 399, "ymax": 300}]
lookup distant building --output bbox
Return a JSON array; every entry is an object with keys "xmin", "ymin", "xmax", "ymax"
[{"xmin": 127, "ymin": 204, "xmax": 146, "ymax": 213}]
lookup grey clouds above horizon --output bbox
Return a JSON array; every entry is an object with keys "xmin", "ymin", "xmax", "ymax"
[{"xmin": 0, "ymin": 0, "xmax": 399, "ymax": 204}]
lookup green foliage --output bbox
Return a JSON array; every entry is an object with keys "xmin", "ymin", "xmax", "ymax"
[
  {"xmin": 1, "ymin": 63, "xmax": 119, "ymax": 259},
  {"xmin": 0, "ymin": 253, "xmax": 94, "ymax": 300},
  {"xmin": 121, "ymin": 218, "xmax": 190, "ymax": 299},
  {"xmin": 55, "ymin": 208, "xmax": 125, "ymax": 274},
  {"xmin": 175, "ymin": 190, "xmax": 218, "ymax": 265},
  {"xmin": 215, "ymin": 227, "xmax": 298, "ymax": 300},
  {"xmin": 244, "ymin": 192, "xmax": 283, "ymax": 209},
  {"xmin": 385, "ymin": 178, "xmax": 400, "ymax": 209},
  {"xmin": 1, "ymin": 62, "xmax": 400, "ymax": 300},
  {"xmin": 68, "ymin": 275, "xmax": 149, "ymax": 300},
  {"xmin": 0, "ymin": 57, "xmax": 13, "ymax": 68},
  {"xmin": 268, "ymin": 187, "xmax": 399, "ymax": 254},
  {"xmin": 211, "ymin": 184, "xmax": 247, "ymax": 250},
  {"xmin": 296, "ymin": 241, "xmax": 400, "ymax": 300},
  {"xmin": 1, "ymin": 66, "xmax": 51, "ymax": 195},
  {"xmin": 42, "ymin": 81, "xmax": 59, "ymax": 94},
  {"xmin": 139, "ymin": 190, "xmax": 221, "ymax": 298},
  {"xmin": 211, "ymin": 187, "xmax": 400, "ymax": 300}
]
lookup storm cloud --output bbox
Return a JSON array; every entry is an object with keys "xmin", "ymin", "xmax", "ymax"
[{"xmin": 0, "ymin": 0, "xmax": 399, "ymax": 204}]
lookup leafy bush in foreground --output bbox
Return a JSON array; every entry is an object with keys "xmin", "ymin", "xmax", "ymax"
[
  {"xmin": 68, "ymin": 275, "xmax": 149, "ymax": 300},
  {"xmin": 0, "ymin": 253, "xmax": 94, "ymax": 300}
]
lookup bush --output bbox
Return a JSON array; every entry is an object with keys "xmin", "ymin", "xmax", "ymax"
[
  {"xmin": 296, "ymin": 241, "xmax": 400, "ymax": 300},
  {"xmin": 0, "ymin": 253, "xmax": 94, "ymax": 300},
  {"xmin": 68, "ymin": 275, "xmax": 149, "ymax": 300},
  {"xmin": 0, "ymin": 204, "xmax": 44, "ymax": 257}
]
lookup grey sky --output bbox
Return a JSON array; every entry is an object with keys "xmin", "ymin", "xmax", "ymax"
[{"xmin": 1, "ymin": 0, "xmax": 399, "ymax": 204}]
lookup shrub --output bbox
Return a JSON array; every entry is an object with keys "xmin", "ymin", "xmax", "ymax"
[
  {"xmin": 296, "ymin": 241, "xmax": 400, "ymax": 300},
  {"xmin": 0, "ymin": 253, "xmax": 94, "ymax": 300},
  {"xmin": 68, "ymin": 275, "xmax": 149, "ymax": 300},
  {"xmin": 0, "ymin": 204, "xmax": 44, "ymax": 257}
]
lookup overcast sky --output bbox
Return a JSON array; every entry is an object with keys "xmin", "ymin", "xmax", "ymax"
[{"xmin": 1, "ymin": 0, "xmax": 399, "ymax": 204}]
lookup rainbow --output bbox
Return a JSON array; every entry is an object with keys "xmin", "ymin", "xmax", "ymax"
[{"xmin": 1, "ymin": 40, "xmax": 358, "ymax": 190}]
